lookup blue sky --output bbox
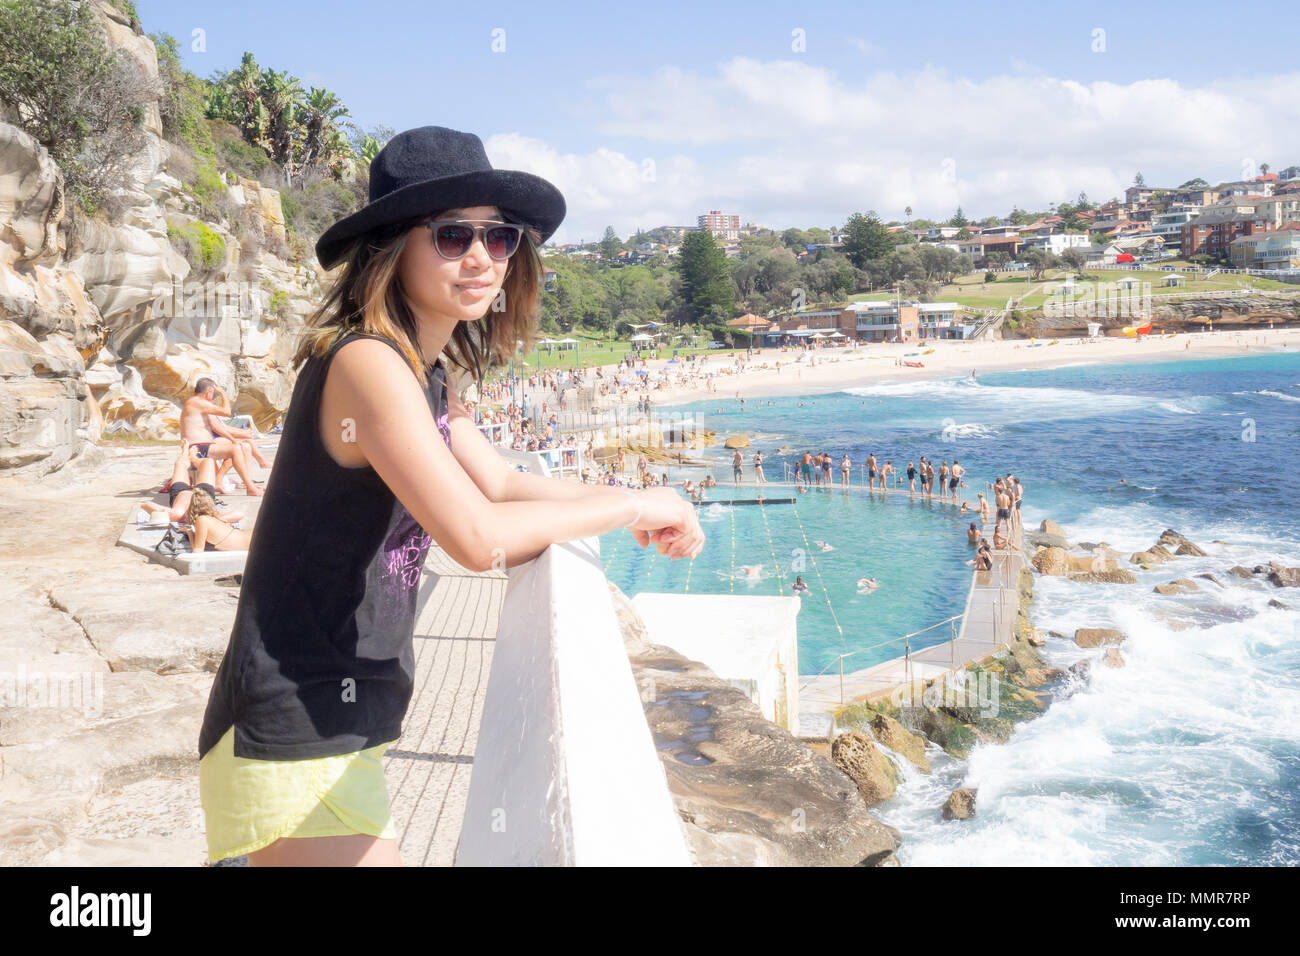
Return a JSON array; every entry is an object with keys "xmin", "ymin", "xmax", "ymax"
[{"xmin": 136, "ymin": 0, "xmax": 1300, "ymax": 244}]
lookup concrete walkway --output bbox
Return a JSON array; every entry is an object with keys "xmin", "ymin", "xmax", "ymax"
[{"xmin": 384, "ymin": 544, "xmax": 506, "ymax": 867}]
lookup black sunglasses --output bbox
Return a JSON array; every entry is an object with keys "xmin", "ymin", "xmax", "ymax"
[{"xmin": 423, "ymin": 219, "xmax": 523, "ymax": 261}]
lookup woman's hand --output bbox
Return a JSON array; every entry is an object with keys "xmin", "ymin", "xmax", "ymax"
[{"xmin": 625, "ymin": 487, "xmax": 704, "ymax": 560}]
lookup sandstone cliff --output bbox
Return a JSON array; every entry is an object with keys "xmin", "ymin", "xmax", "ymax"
[{"xmin": 0, "ymin": 2, "xmax": 326, "ymax": 478}]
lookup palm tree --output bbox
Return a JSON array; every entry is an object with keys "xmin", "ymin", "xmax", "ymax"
[
  {"xmin": 299, "ymin": 87, "xmax": 350, "ymax": 173},
  {"xmin": 258, "ymin": 68, "xmax": 305, "ymax": 185}
]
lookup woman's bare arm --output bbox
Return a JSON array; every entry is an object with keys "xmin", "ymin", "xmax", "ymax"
[
  {"xmin": 188, "ymin": 517, "xmax": 209, "ymax": 553},
  {"xmin": 328, "ymin": 340, "xmax": 703, "ymax": 572}
]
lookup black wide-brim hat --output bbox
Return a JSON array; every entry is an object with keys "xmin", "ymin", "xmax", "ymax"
[{"xmin": 315, "ymin": 125, "xmax": 566, "ymax": 270}]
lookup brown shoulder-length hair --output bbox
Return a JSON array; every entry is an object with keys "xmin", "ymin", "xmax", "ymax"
[{"xmin": 292, "ymin": 208, "xmax": 544, "ymax": 390}]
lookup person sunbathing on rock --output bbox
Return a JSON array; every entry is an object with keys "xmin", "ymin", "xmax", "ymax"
[
  {"xmin": 180, "ymin": 378, "xmax": 266, "ymax": 496},
  {"xmin": 182, "ymin": 487, "xmax": 253, "ymax": 553},
  {"xmin": 140, "ymin": 439, "xmax": 247, "ymax": 525}
]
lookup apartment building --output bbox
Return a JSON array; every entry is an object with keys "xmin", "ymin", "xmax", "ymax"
[
  {"xmin": 1181, "ymin": 208, "xmax": 1272, "ymax": 257},
  {"xmin": 1230, "ymin": 223, "xmax": 1300, "ymax": 270},
  {"xmin": 698, "ymin": 210, "xmax": 741, "ymax": 240}
]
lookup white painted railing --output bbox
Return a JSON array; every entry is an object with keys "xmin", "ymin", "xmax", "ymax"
[{"xmin": 455, "ymin": 538, "xmax": 691, "ymax": 866}]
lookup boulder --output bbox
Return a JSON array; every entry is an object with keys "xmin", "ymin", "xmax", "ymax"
[
  {"xmin": 1103, "ymin": 648, "xmax": 1125, "ymax": 669},
  {"xmin": 832, "ymin": 731, "xmax": 902, "ymax": 806},
  {"xmin": 1066, "ymin": 553, "xmax": 1120, "ymax": 574},
  {"xmin": 869, "ymin": 713, "xmax": 930, "ymax": 773},
  {"xmin": 723, "ymin": 434, "xmax": 749, "ymax": 449},
  {"xmin": 1069, "ymin": 569, "xmax": 1138, "ymax": 584},
  {"xmin": 1026, "ymin": 532, "xmax": 1070, "ymax": 550},
  {"xmin": 1014, "ymin": 666, "xmax": 1066, "ymax": 688},
  {"xmin": 1268, "ymin": 567, "xmax": 1300, "ymax": 588},
  {"xmin": 1228, "ymin": 566, "xmax": 1256, "ymax": 579},
  {"xmin": 1269, "ymin": 599, "xmax": 1290, "ymax": 610},
  {"xmin": 942, "ymin": 788, "xmax": 977, "ymax": 821},
  {"xmin": 1039, "ymin": 519, "xmax": 1066, "ymax": 537},
  {"xmin": 1026, "ymin": 629, "xmax": 1047, "ymax": 647},
  {"xmin": 1074, "ymin": 627, "xmax": 1127, "ymax": 648},
  {"xmin": 1130, "ymin": 550, "xmax": 1170, "ymax": 569},
  {"xmin": 1032, "ymin": 547, "xmax": 1069, "ymax": 576},
  {"xmin": 1195, "ymin": 573, "xmax": 1223, "ymax": 587},
  {"xmin": 1154, "ymin": 579, "xmax": 1199, "ymax": 596},
  {"xmin": 1158, "ymin": 529, "xmax": 1206, "ymax": 556}
]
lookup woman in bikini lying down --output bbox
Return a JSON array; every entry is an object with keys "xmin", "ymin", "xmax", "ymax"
[
  {"xmin": 140, "ymin": 439, "xmax": 248, "ymax": 525},
  {"xmin": 182, "ymin": 487, "xmax": 254, "ymax": 552}
]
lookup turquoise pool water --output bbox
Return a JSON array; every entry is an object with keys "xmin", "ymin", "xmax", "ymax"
[{"xmin": 599, "ymin": 485, "xmax": 976, "ymax": 676}]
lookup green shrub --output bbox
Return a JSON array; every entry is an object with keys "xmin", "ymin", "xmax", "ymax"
[{"xmin": 167, "ymin": 220, "xmax": 226, "ymax": 272}]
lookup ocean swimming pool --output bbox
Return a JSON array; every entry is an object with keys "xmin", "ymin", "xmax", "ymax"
[
  {"xmin": 599, "ymin": 484, "xmax": 977, "ymax": 677},
  {"xmin": 631, "ymin": 350, "xmax": 1300, "ymax": 866}
]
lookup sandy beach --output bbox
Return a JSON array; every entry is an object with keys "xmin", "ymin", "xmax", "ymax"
[{"xmin": 608, "ymin": 329, "xmax": 1300, "ymax": 410}]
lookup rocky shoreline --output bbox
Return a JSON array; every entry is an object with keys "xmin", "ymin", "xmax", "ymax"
[{"xmin": 820, "ymin": 518, "xmax": 1299, "ymax": 832}]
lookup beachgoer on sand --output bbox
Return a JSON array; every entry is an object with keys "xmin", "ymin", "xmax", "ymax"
[{"xmin": 195, "ymin": 127, "xmax": 704, "ymax": 868}]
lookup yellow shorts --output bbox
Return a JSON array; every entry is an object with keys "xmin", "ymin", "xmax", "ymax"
[{"xmin": 199, "ymin": 725, "xmax": 398, "ymax": 863}]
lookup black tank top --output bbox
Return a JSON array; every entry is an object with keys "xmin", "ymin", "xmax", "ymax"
[{"xmin": 198, "ymin": 332, "xmax": 451, "ymax": 761}]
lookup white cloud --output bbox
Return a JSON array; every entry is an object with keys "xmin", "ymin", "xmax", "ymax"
[{"xmin": 488, "ymin": 59, "xmax": 1300, "ymax": 243}]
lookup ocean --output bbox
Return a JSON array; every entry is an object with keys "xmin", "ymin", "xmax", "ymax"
[{"xmin": 656, "ymin": 348, "xmax": 1300, "ymax": 865}]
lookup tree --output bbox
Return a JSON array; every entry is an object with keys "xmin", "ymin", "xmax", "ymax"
[
  {"xmin": 0, "ymin": 0, "xmax": 155, "ymax": 213},
  {"xmin": 298, "ymin": 87, "xmax": 350, "ymax": 175},
  {"xmin": 949, "ymin": 206, "xmax": 968, "ymax": 227},
  {"xmin": 1007, "ymin": 207, "xmax": 1032, "ymax": 225},
  {"xmin": 600, "ymin": 226, "xmax": 622, "ymax": 261},
  {"xmin": 1060, "ymin": 247, "xmax": 1089, "ymax": 272},
  {"xmin": 904, "ymin": 205, "xmax": 912, "ymax": 222},
  {"xmin": 1021, "ymin": 246, "xmax": 1060, "ymax": 280},
  {"xmin": 675, "ymin": 231, "xmax": 735, "ymax": 324},
  {"xmin": 1134, "ymin": 172, "xmax": 1145, "ymax": 187},
  {"xmin": 840, "ymin": 211, "xmax": 893, "ymax": 268},
  {"xmin": 1179, "ymin": 178, "xmax": 1208, "ymax": 189}
]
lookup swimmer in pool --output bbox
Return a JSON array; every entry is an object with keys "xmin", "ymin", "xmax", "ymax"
[
  {"xmin": 856, "ymin": 577, "xmax": 879, "ymax": 591},
  {"xmin": 741, "ymin": 564, "xmax": 763, "ymax": 578},
  {"xmin": 815, "ymin": 541, "xmax": 835, "ymax": 552},
  {"xmin": 792, "ymin": 576, "xmax": 809, "ymax": 592}
]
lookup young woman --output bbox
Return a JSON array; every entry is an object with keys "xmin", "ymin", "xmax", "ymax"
[
  {"xmin": 183, "ymin": 488, "xmax": 253, "ymax": 553},
  {"xmin": 197, "ymin": 127, "xmax": 704, "ymax": 867}
]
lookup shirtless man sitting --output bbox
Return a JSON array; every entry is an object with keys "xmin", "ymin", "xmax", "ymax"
[{"xmin": 180, "ymin": 378, "xmax": 265, "ymax": 496}]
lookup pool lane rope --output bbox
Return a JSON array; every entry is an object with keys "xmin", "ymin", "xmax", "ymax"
[
  {"xmin": 754, "ymin": 495, "xmax": 786, "ymax": 595},
  {"xmin": 790, "ymin": 498, "xmax": 847, "ymax": 651},
  {"xmin": 727, "ymin": 496, "xmax": 737, "ymax": 592}
]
